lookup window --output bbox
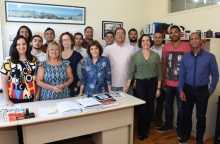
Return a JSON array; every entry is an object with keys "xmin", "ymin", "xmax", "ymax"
[{"xmin": 169, "ymin": 0, "xmax": 220, "ymax": 13}]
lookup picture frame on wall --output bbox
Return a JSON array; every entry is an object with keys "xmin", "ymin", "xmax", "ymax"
[
  {"xmin": 5, "ymin": 1, "xmax": 86, "ymax": 25},
  {"xmin": 102, "ymin": 21, "xmax": 123, "ymax": 39}
]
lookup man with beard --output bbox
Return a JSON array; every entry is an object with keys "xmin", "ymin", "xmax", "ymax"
[
  {"xmin": 73, "ymin": 32, "xmax": 88, "ymax": 80},
  {"xmin": 178, "ymin": 33, "xmax": 218, "ymax": 144},
  {"xmin": 151, "ymin": 32, "xmax": 165, "ymax": 128},
  {"xmin": 31, "ymin": 35, "xmax": 46, "ymax": 62},
  {"xmin": 41, "ymin": 27, "xmax": 55, "ymax": 53},
  {"xmin": 128, "ymin": 28, "xmax": 141, "ymax": 52},
  {"xmin": 82, "ymin": 26, "xmax": 94, "ymax": 49},
  {"xmin": 157, "ymin": 25, "xmax": 191, "ymax": 139},
  {"xmin": 128, "ymin": 28, "xmax": 141, "ymax": 96}
]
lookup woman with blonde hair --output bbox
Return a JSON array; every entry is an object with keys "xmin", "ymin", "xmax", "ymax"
[{"xmin": 36, "ymin": 42, "xmax": 73, "ymax": 100}]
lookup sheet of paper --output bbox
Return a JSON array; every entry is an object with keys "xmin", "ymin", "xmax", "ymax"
[{"xmin": 38, "ymin": 107, "xmax": 59, "ymax": 118}]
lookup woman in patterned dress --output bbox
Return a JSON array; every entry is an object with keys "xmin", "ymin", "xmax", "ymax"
[
  {"xmin": 1, "ymin": 35, "xmax": 38, "ymax": 106},
  {"xmin": 1, "ymin": 35, "xmax": 38, "ymax": 144},
  {"xmin": 36, "ymin": 42, "xmax": 73, "ymax": 100},
  {"xmin": 78, "ymin": 40, "xmax": 114, "ymax": 96}
]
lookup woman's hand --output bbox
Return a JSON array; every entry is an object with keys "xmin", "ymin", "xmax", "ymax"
[
  {"xmin": 53, "ymin": 86, "xmax": 61, "ymax": 93},
  {"xmin": 58, "ymin": 84, "xmax": 66, "ymax": 90},
  {"xmin": 77, "ymin": 81, "xmax": 80, "ymax": 87},
  {"xmin": 6, "ymin": 99, "xmax": 14, "ymax": 106},
  {"xmin": 133, "ymin": 80, "xmax": 136, "ymax": 89},
  {"xmin": 109, "ymin": 90, "xmax": 115, "ymax": 94},
  {"xmin": 34, "ymin": 97, "xmax": 39, "ymax": 101},
  {"xmin": 77, "ymin": 92, "xmax": 83, "ymax": 97}
]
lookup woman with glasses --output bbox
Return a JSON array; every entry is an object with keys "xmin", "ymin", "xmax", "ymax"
[{"xmin": 59, "ymin": 32, "xmax": 84, "ymax": 97}]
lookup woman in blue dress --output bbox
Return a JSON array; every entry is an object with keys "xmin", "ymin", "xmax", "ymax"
[
  {"xmin": 36, "ymin": 42, "xmax": 74, "ymax": 100},
  {"xmin": 78, "ymin": 40, "xmax": 114, "ymax": 96},
  {"xmin": 60, "ymin": 32, "xmax": 84, "ymax": 97}
]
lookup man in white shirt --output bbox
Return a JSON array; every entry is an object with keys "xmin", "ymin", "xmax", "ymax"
[
  {"xmin": 150, "ymin": 32, "xmax": 164, "ymax": 128},
  {"xmin": 103, "ymin": 28, "xmax": 135, "ymax": 92},
  {"xmin": 31, "ymin": 35, "xmax": 46, "ymax": 62},
  {"xmin": 128, "ymin": 28, "xmax": 141, "ymax": 52},
  {"xmin": 73, "ymin": 32, "xmax": 88, "ymax": 80}
]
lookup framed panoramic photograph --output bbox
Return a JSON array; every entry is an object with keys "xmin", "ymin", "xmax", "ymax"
[
  {"xmin": 5, "ymin": 1, "xmax": 86, "ymax": 25},
  {"xmin": 102, "ymin": 21, "xmax": 123, "ymax": 39}
]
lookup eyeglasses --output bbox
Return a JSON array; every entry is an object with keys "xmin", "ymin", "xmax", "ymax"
[
  {"xmin": 106, "ymin": 36, "xmax": 113, "ymax": 38},
  {"xmin": 62, "ymin": 38, "xmax": 71, "ymax": 42},
  {"xmin": 116, "ymin": 32, "xmax": 125, "ymax": 35}
]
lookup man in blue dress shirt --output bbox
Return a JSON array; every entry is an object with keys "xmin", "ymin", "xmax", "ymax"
[{"xmin": 178, "ymin": 32, "xmax": 219, "ymax": 144}]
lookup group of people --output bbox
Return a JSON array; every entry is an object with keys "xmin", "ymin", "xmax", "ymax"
[{"xmin": 0, "ymin": 24, "xmax": 219, "ymax": 144}]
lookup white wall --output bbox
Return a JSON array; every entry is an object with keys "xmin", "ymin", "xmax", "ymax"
[
  {"xmin": 0, "ymin": 0, "xmax": 148, "ymax": 59},
  {"xmin": 145, "ymin": 0, "xmax": 220, "ymax": 33}
]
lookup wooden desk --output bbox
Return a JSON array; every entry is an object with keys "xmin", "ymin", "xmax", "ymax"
[{"xmin": 18, "ymin": 94, "xmax": 144, "ymax": 144}]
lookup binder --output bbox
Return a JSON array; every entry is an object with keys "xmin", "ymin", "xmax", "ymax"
[{"xmin": 152, "ymin": 22, "xmax": 167, "ymax": 34}]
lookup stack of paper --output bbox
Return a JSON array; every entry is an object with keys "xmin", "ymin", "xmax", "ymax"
[
  {"xmin": 56, "ymin": 101, "xmax": 81, "ymax": 115},
  {"xmin": 76, "ymin": 98, "xmax": 102, "ymax": 112}
]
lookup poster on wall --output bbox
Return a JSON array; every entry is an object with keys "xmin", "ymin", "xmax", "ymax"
[{"xmin": 5, "ymin": 1, "xmax": 86, "ymax": 25}]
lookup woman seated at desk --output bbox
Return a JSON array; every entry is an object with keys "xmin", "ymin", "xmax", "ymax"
[
  {"xmin": 36, "ymin": 42, "xmax": 73, "ymax": 100},
  {"xmin": 78, "ymin": 40, "xmax": 114, "ymax": 96},
  {"xmin": 1, "ymin": 35, "xmax": 38, "ymax": 144}
]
